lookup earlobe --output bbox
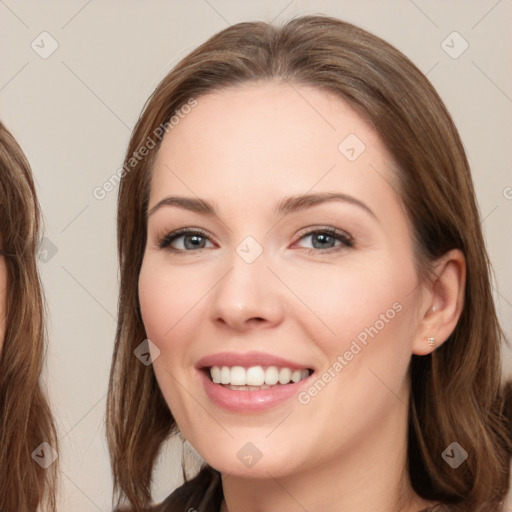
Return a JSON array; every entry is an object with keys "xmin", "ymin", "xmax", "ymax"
[{"xmin": 412, "ymin": 249, "xmax": 466, "ymax": 356}]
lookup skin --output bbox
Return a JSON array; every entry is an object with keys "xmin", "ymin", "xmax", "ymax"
[{"xmin": 138, "ymin": 82, "xmax": 465, "ymax": 512}]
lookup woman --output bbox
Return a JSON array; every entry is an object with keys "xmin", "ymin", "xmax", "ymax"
[
  {"xmin": 0, "ymin": 121, "xmax": 59, "ymax": 511},
  {"xmin": 107, "ymin": 16, "xmax": 512, "ymax": 512}
]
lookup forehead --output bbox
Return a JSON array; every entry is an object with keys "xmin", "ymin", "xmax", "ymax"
[{"xmin": 150, "ymin": 81, "xmax": 401, "ymax": 214}]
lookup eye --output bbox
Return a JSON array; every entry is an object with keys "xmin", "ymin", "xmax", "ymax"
[
  {"xmin": 157, "ymin": 226, "xmax": 353, "ymax": 254},
  {"xmin": 158, "ymin": 228, "xmax": 214, "ymax": 251},
  {"xmin": 294, "ymin": 227, "xmax": 354, "ymax": 254}
]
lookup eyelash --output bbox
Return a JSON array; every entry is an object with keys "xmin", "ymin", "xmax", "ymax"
[{"xmin": 157, "ymin": 227, "xmax": 354, "ymax": 254}]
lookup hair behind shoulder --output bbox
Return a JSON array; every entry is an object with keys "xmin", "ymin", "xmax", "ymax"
[
  {"xmin": 108, "ymin": 15, "xmax": 512, "ymax": 511},
  {"xmin": 0, "ymin": 121, "xmax": 59, "ymax": 512}
]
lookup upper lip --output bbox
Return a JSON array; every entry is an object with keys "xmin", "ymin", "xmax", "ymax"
[{"xmin": 196, "ymin": 351, "xmax": 314, "ymax": 371}]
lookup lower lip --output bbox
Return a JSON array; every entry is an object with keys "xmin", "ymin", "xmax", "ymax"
[{"xmin": 198, "ymin": 369, "xmax": 313, "ymax": 412}]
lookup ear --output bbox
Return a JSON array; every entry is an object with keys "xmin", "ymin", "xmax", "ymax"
[{"xmin": 412, "ymin": 249, "xmax": 466, "ymax": 356}]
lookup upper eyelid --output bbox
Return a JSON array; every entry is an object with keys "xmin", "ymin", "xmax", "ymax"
[{"xmin": 295, "ymin": 225, "xmax": 352, "ymax": 238}]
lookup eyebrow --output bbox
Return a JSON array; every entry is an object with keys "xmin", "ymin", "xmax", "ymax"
[{"xmin": 147, "ymin": 192, "xmax": 376, "ymax": 220}]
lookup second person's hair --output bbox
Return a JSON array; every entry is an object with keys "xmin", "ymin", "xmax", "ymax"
[{"xmin": 0, "ymin": 121, "xmax": 59, "ymax": 512}]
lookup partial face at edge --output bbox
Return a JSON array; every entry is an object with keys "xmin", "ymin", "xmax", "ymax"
[{"xmin": 138, "ymin": 82, "xmax": 427, "ymax": 478}]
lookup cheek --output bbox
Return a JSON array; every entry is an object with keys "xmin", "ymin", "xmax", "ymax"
[
  {"xmin": 139, "ymin": 258, "xmax": 200, "ymax": 341},
  {"xmin": 138, "ymin": 257, "xmax": 216, "ymax": 376},
  {"xmin": 288, "ymin": 262, "xmax": 417, "ymax": 437},
  {"xmin": 283, "ymin": 256, "xmax": 419, "ymax": 405},
  {"xmin": 138, "ymin": 259, "xmax": 203, "ymax": 424},
  {"xmin": 283, "ymin": 256, "xmax": 416, "ymax": 345}
]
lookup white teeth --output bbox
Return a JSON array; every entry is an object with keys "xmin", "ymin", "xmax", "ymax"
[
  {"xmin": 278, "ymin": 367, "xmax": 292, "ymax": 384},
  {"xmin": 246, "ymin": 366, "xmax": 265, "ymax": 386},
  {"xmin": 264, "ymin": 366, "xmax": 279, "ymax": 385},
  {"xmin": 220, "ymin": 366, "xmax": 230, "ymax": 385},
  {"xmin": 211, "ymin": 366, "xmax": 221, "ymax": 384},
  {"xmin": 291, "ymin": 369, "xmax": 302, "ymax": 383},
  {"xmin": 208, "ymin": 365, "xmax": 311, "ymax": 387},
  {"xmin": 230, "ymin": 366, "xmax": 246, "ymax": 386}
]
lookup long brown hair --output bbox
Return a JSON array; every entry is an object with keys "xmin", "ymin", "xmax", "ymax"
[
  {"xmin": 0, "ymin": 121, "xmax": 59, "ymax": 512},
  {"xmin": 107, "ymin": 15, "xmax": 512, "ymax": 511}
]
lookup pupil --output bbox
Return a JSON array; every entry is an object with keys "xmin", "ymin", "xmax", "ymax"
[
  {"xmin": 313, "ymin": 233, "xmax": 334, "ymax": 249},
  {"xmin": 185, "ymin": 235, "xmax": 205, "ymax": 249}
]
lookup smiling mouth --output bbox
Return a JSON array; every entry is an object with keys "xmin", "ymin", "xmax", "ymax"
[{"xmin": 203, "ymin": 365, "xmax": 314, "ymax": 390}]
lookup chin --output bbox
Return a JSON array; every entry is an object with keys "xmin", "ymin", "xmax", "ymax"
[{"xmin": 187, "ymin": 433, "xmax": 310, "ymax": 480}]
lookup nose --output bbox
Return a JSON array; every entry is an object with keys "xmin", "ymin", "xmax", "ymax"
[{"xmin": 208, "ymin": 249, "xmax": 286, "ymax": 332}]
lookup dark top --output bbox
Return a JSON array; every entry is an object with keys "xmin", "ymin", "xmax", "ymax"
[{"xmin": 150, "ymin": 466, "xmax": 451, "ymax": 512}]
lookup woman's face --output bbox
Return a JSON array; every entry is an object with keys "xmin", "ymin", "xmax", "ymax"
[{"xmin": 139, "ymin": 82, "xmax": 429, "ymax": 478}]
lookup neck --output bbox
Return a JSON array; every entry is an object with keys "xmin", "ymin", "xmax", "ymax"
[{"xmin": 219, "ymin": 392, "xmax": 435, "ymax": 512}]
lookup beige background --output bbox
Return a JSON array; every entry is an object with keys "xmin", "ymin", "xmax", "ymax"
[{"xmin": 1, "ymin": 1, "xmax": 511, "ymax": 510}]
